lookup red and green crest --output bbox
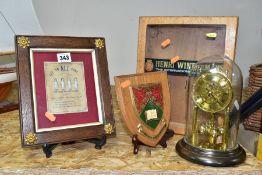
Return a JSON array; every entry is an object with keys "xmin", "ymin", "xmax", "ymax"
[{"xmin": 132, "ymin": 84, "xmax": 163, "ymax": 129}]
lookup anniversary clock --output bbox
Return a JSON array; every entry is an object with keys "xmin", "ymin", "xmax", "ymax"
[{"xmin": 176, "ymin": 56, "xmax": 246, "ymax": 166}]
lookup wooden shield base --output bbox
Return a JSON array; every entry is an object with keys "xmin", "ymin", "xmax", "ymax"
[
  {"xmin": 115, "ymin": 72, "xmax": 171, "ymax": 147},
  {"xmin": 132, "ymin": 129, "xmax": 174, "ymax": 154}
]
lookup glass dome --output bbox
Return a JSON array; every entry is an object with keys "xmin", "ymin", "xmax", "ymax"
[{"xmin": 176, "ymin": 55, "xmax": 246, "ymax": 166}]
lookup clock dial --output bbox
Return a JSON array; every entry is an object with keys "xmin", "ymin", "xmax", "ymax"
[{"xmin": 192, "ymin": 72, "xmax": 233, "ymax": 113}]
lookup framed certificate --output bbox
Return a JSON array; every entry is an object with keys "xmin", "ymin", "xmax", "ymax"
[{"xmin": 16, "ymin": 36, "xmax": 114, "ymax": 147}]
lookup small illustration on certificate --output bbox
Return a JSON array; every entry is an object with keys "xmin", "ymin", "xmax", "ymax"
[{"xmin": 44, "ymin": 62, "xmax": 88, "ymax": 114}]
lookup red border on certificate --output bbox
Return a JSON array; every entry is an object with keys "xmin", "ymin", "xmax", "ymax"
[{"xmin": 32, "ymin": 51, "xmax": 99, "ymax": 130}]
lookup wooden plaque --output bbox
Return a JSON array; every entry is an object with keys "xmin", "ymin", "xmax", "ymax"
[
  {"xmin": 115, "ymin": 72, "xmax": 170, "ymax": 146},
  {"xmin": 16, "ymin": 35, "xmax": 114, "ymax": 147},
  {"xmin": 137, "ymin": 16, "xmax": 238, "ymax": 134}
]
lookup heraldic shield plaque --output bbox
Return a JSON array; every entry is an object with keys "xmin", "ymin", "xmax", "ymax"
[{"xmin": 115, "ymin": 72, "xmax": 171, "ymax": 147}]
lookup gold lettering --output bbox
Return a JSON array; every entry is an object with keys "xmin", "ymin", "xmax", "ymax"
[
  {"xmin": 186, "ymin": 63, "xmax": 191, "ymax": 69},
  {"xmin": 178, "ymin": 62, "xmax": 184, "ymax": 69},
  {"xmin": 185, "ymin": 63, "xmax": 195, "ymax": 70},
  {"xmin": 156, "ymin": 61, "xmax": 160, "ymax": 67},
  {"xmin": 164, "ymin": 61, "xmax": 169, "ymax": 68},
  {"xmin": 160, "ymin": 61, "xmax": 164, "ymax": 67},
  {"xmin": 169, "ymin": 62, "xmax": 174, "ymax": 68}
]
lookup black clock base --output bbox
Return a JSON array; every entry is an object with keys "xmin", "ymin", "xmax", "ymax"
[{"xmin": 176, "ymin": 139, "xmax": 246, "ymax": 167}]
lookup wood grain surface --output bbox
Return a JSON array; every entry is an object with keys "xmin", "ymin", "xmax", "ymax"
[{"xmin": 0, "ymin": 87, "xmax": 261, "ymax": 174}]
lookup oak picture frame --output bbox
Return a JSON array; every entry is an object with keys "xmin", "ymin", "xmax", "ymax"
[{"xmin": 16, "ymin": 35, "xmax": 114, "ymax": 147}]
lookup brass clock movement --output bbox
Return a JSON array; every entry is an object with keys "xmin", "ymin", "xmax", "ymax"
[
  {"xmin": 176, "ymin": 56, "xmax": 246, "ymax": 167},
  {"xmin": 191, "ymin": 71, "xmax": 233, "ymax": 150}
]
